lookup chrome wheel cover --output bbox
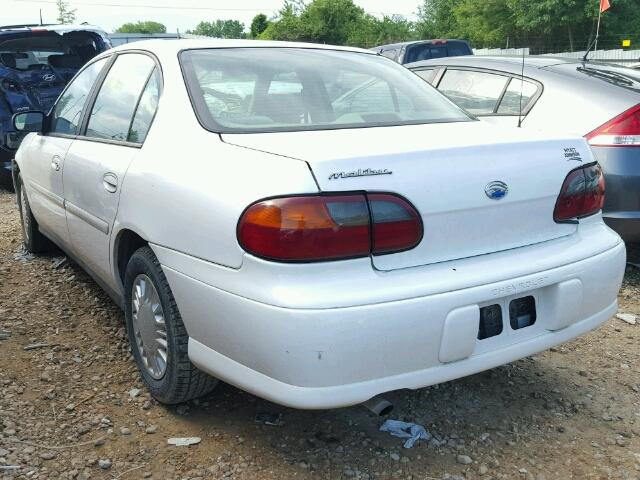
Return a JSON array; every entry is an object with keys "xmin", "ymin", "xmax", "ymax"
[
  {"xmin": 20, "ymin": 187, "xmax": 30, "ymax": 244},
  {"xmin": 131, "ymin": 274, "xmax": 168, "ymax": 379}
]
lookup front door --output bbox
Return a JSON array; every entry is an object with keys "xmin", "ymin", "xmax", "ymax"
[
  {"xmin": 63, "ymin": 53, "xmax": 160, "ymax": 288},
  {"xmin": 20, "ymin": 57, "xmax": 108, "ymax": 246}
]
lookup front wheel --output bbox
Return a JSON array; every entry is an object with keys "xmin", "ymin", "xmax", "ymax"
[{"xmin": 124, "ymin": 246, "xmax": 218, "ymax": 404}]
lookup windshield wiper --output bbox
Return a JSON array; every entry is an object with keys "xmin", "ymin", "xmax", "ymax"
[{"xmin": 576, "ymin": 66, "xmax": 636, "ymax": 87}]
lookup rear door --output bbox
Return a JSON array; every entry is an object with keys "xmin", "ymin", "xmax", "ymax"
[
  {"xmin": 19, "ymin": 57, "xmax": 108, "ymax": 246},
  {"xmin": 63, "ymin": 53, "xmax": 160, "ymax": 285}
]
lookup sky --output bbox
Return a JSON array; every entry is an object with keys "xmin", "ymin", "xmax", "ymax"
[{"xmin": 2, "ymin": 0, "xmax": 423, "ymax": 33}]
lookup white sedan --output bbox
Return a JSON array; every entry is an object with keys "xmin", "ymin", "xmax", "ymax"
[{"xmin": 12, "ymin": 40, "xmax": 625, "ymax": 409}]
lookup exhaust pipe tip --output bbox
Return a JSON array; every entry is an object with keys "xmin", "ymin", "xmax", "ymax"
[{"xmin": 362, "ymin": 395, "xmax": 393, "ymax": 416}]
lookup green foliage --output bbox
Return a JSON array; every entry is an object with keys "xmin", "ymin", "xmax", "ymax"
[
  {"xmin": 188, "ymin": 19, "xmax": 246, "ymax": 39},
  {"xmin": 56, "ymin": 0, "xmax": 76, "ymax": 25},
  {"xmin": 115, "ymin": 21, "xmax": 167, "ymax": 34},
  {"xmin": 259, "ymin": 0, "xmax": 419, "ymax": 48},
  {"xmin": 416, "ymin": 0, "xmax": 640, "ymax": 52},
  {"xmin": 179, "ymin": 0, "xmax": 639, "ymax": 53},
  {"xmin": 250, "ymin": 14, "xmax": 270, "ymax": 38}
]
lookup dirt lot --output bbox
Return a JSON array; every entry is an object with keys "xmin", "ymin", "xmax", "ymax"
[{"xmin": 1, "ymin": 189, "xmax": 639, "ymax": 480}]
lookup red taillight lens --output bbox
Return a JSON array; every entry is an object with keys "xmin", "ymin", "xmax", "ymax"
[
  {"xmin": 553, "ymin": 163, "xmax": 605, "ymax": 223},
  {"xmin": 238, "ymin": 193, "xmax": 422, "ymax": 262},
  {"xmin": 369, "ymin": 194, "xmax": 422, "ymax": 254},
  {"xmin": 586, "ymin": 104, "xmax": 640, "ymax": 147}
]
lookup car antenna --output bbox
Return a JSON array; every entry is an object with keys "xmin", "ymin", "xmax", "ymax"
[
  {"xmin": 39, "ymin": 9, "xmax": 43, "ymax": 25},
  {"xmin": 582, "ymin": 35, "xmax": 598, "ymax": 62},
  {"xmin": 517, "ymin": 47, "xmax": 525, "ymax": 128}
]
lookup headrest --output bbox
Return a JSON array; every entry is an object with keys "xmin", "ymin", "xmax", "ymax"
[
  {"xmin": 48, "ymin": 54, "xmax": 83, "ymax": 69},
  {"xmin": 0, "ymin": 53, "xmax": 16, "ymax": 69}
]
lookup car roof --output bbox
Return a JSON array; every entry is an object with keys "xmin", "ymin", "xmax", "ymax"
[
  {"xmin": 374, "ymin": 39, "xmax": 469, "ymax": 50},
  {"xmin": 405, "ymin": 55, "xmax": 590, "ymax": 71},
  {"xmin": 0, "ymin": 23, "xmax": 108, "ymax": 35},
  {"xmin": 108, "ymin": 38, "xmax": 375, "ymax": 57}
]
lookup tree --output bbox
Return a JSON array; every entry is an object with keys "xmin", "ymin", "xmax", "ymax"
[
  {"xmin": 188, "ymin": 20, "xmax": 245, "ymax": 39},
  {"xmin": 115, "ymin": 21, "xmax": 167, "ymax": 34},
  {"xmin": 250, "ymin": 13, "xmax": 270, "ymax": 38},
  {"xmin": 56, "ymin": 0, "xmax": 76, "ymax": 24},
  {"xmin": 259, "ymin": 0, "xmax": 380, "ymax": 46},
  {"xmin": 259, "ymin": 1, "xmax": 308, "ymax": 42}
]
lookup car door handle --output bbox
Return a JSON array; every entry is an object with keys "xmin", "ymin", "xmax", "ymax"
[
  {"xmin": 51, "ymin": 156, "xmax": 61, "ymax": 171},
  {"xmin": 102, "ymin": 173, "xmax": 118, "ymax": 193}
]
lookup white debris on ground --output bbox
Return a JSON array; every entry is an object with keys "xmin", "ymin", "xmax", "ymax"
[{"xmin": 616, "ymin": 313, "xmax": 637, "ymax": 325}]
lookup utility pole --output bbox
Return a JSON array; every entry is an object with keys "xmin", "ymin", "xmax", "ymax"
[{"xmin": 594, "ymin": 6, "xmax": 602, "ymax": 52}]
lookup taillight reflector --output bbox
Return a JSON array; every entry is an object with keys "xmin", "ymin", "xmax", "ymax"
[
  {"xmin": 553, "ymin": 163, "xmax": 605, "ymax": 222},
  {"xmin": 586, "ymin": 104, "xmax": 640, "ymax": 147},
  {"xmin": 238, "ymin": 193, "xmax": 422, "ymax": 262}
]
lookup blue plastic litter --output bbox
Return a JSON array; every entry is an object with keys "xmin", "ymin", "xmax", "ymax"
[{"xmin": 380, "ymin": 419, "xmax": 431, "ymax": 448}]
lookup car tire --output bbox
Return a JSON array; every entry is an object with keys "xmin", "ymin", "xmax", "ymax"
[
  {"xmin": 16, "ymin": 174, "xmax": 52, "ymax": 253},
  {"xmin": 124, "ymin": 246, "xmax": 218, "ymax": 404},
  {"xmin": 0, "ymin": 173, "xmax": 15, "ymax": 192}
]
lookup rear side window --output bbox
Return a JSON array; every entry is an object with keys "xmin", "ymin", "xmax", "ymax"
[
  {"xmin": 437, "ymin": 69, "xmax": 509, "ymax": 114},
  {"xmin": 414, "ymin": 68, "xmax": 438, "ymax": 84},
  {"xmin": 380, "ymin": 49, "xmax": 399, "ymax": 60},
  {"xmin": 50, "ymin": 57, "xmax": 108, "ymax": 135},
  {"xmin": 497, "ymin": 79, "xmax": 538, "ymax": 114},
  {"xmin": 85, "ymin": 54, "xmax": 156, "ymax": 142}
]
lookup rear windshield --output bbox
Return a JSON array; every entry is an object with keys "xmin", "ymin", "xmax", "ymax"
[
  {"xmin": 180, "ymin": 48, "xmax": 471, "ymax": 134},
  {"xmin": 404, "ymin": 41, "xmax": 472, "ymax": 63},
  {"xmin": 0, "ymin": 31, "xmax": 103, "ymax": 73}
]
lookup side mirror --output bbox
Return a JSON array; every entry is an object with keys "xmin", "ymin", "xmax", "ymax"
[{"xmin": 13, "ymin": 111, "xmax": 44, "ymax": 133}]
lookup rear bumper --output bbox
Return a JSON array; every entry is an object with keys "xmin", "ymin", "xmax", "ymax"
[
  {"xmin": 593, "ymin": 146, "xmax": 640, "ymax": 242},
  {"xmin": 155, "ymin": 222, "xmax": 625, "ymax": 409}
]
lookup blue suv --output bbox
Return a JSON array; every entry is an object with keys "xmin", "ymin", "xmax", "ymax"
[{"xmin": 0, "ymin": 24, "xmax": 111, "ymax": 189}]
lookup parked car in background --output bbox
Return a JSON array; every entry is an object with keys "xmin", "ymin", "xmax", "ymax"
[
  {"xmin": 372, "ymin": 39, "xmax": 472, "ymax": 64},
  {"xmin": 0, "ymin": 23, "xmax": 111, "ymax": 188},
  {"xmin": 406, "ymin": 56, "xmax": 640, "ymax": 243},
  {"xmin": 629, "ymin": 62, "xmax": 640, "ymax": 70},
  {"xmin": 12, "ymin": 40, "xmax": 624, "ymax": 409}
]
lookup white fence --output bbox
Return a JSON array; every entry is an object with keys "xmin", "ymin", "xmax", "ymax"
[
  {"xmin": 473, "ymin": 47, "xmax": 640, "ymax": 66},
  {"xmin": 108, "ymin": 33, "xmax": 205, "ymax": 46}
]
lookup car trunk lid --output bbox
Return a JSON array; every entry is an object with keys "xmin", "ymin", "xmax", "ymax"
[{"xmin": 223, "ymin": 121, "xmax": 587, "ymax": 270}]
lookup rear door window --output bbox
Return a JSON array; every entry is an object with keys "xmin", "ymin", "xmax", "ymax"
[
  {"xmin": 128, "ymin": 68, "xmax": 161, "ymax": 143},
  {"xmin": 85, "ymin": 54, "xmax": 156, "ymax": 142},
  {"xmin": 437, "ymin": 69, "xmax": 509, "ymax": 114},
  {"xmin": 49, "ymin": 57, "xmax": 108, "ymax": 135}
]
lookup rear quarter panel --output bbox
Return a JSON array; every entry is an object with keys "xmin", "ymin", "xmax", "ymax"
[
  {"xmin": 524, "ymin": 66, "xmax": 639, "ymax": 137},
  {"xmin": 112, "ymin": 52, "xmax": 318, "ymax": 273}
]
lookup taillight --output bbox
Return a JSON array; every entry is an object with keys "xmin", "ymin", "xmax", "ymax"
[
  {"xmin": 368, "ymin": 194, "xmax": 422, "ymax": 254},
  {"xmin": 237, "ymin": 193, "xmax": 422, "ymax": 262},
  {"xmin": 553, "ymin": 163, "xmax": 605, "ymax": 223},
  {"xmin": 586, "ymin": 104, "xmax": 640, "ymax": 147}
]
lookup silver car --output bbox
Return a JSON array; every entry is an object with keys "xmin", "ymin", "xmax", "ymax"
[{"xmin": 406, "ymin": 56, "xmax": 640, "ymax": 242}]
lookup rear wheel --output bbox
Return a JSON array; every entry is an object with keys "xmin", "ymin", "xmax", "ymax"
[
  {"xmin": 16, "ymin": 174, "xmax": 52, "ymax": 253},
  {"xmin": 124, "ymin": 246, "xmax": 218, "ymax": 404}
]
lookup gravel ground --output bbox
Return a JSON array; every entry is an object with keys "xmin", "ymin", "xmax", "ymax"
[{"xmin": 1, "ymin": 188, "xmax": 639, "ymax": 480}]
